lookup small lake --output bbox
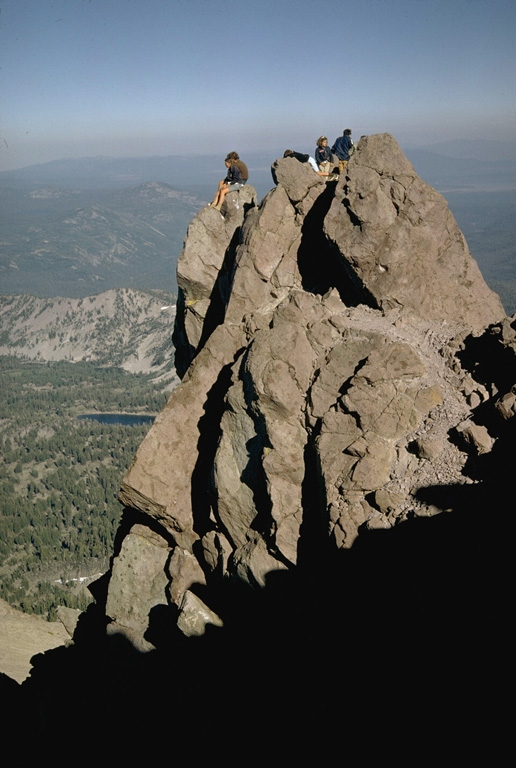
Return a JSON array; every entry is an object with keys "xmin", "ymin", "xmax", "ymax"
[{"xmin": 78, "ymin": 413, "xmax": 156, "ymax": 426}]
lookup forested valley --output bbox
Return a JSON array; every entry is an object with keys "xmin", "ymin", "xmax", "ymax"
[{"xmin": 0, "ymin": 356, "xmax": 168, "ymax": 620}]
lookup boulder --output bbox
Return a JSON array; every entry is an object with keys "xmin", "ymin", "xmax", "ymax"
[{"xmin": 105, "ymin": 523, "xmax": 170, "ymax": 651}]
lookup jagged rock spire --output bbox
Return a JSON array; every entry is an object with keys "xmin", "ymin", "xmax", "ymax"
[{"xmin": 111, "ymin": 134, "xmax": 508, "ymax": 645}]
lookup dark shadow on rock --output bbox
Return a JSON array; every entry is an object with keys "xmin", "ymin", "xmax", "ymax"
[
  {"xmin": 9, "ymin": 461, "xmax": 509, "ymax": 756},
  {"xmin": 196, "ymin": 226, "xmax": 241, "ymax": 350},
  {"xmin": 297, "ymin": 183, "xmax": 379, "ymax": 309},
  {"xmin": 455, "ymin": 318, "xmax": 516, "ymax": 394},
  {"xmin": 297, "ymin": 184, "xmax": 344, "ymax": 297},
  {"xmin": 191, "ymin": 359, "xmax": 236, "ymax": 540},
  {"xmin": 144, "ymin": 603, "xmax": 180, "ymax": 650},
  {"xmin": 172, "ymin": 216, "xmax": 249, "ymax": 379},
  {"xmin": 450, "ymin": 378, "xmax": 516, "ymax": 482},
  {"xmin": 171, "ymin": 287, "xmax": 191, "ymax": 379},
  {"xmin": 297, "ymin": 427, "xmax": 329, "ymax": 568}
]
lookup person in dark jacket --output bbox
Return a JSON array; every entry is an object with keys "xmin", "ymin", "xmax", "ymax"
[
  {"xmin": 283, "ymin": 149, "xmax": 327, "ymax": 175},
  {"xmin": 210, "ymin": 152, "xmax": 246, "ymax": 209},
  {"xmin": 315, "ymin": 136, "xmax": 333, "ymax": 173},
  {"xmin": 331, "ymin": 129, "xmax": 353, "ymax": 173}
]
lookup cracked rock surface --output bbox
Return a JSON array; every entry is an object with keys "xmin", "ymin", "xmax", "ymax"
[{"xmin": 110, "ymin": 133, "xmax": 511, "ymax": 644}]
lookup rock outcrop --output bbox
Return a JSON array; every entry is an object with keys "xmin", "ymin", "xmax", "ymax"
[
  {"xmin": 5, "ymin": 135, "xmax": 513, "ymax": 756},
  {"xmin": 106, "ymin": 133, "xmax": 509, "ymax": 646}
]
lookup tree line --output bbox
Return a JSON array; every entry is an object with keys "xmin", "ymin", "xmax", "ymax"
[{"xmin": 0, "ymin": 356, "xmax": 168, "ymax": 619}]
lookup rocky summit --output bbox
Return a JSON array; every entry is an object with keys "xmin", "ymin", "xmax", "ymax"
[
  {"xmin": 7, "ymin": 134, "xmax": 512, "ymax": 754},
  {"xmin": 110, "ymin": 133, "xmax": 508, "ymax": 648}
]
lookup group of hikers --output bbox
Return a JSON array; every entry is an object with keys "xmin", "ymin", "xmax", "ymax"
[
  {"xmin": 315, "ymin": 128, "xmax": 355, "ymax": 174},
  {"xmin": 209, "ymin": 129, "xmax": 354, "ymax": 209}
]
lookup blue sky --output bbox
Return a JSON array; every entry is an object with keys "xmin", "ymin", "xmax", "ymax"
[{"xmin": 1, "ymin": 0, "xmax": 515, "ymax": 171}]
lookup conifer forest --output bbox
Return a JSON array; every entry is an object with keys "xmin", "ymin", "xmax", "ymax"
[{"xmin": 0, "ymin": 357, "xmax": 167, "ymax": 619}]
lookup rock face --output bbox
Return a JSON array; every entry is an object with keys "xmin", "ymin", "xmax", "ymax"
[{"xmin": 108, "ymin": 134, "xmax": 508, "ymax": 645}]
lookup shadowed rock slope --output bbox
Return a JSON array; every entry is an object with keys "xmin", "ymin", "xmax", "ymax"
[{"xmin": 6, "ymin": 135, "xmax": 512, "ymax": 754}]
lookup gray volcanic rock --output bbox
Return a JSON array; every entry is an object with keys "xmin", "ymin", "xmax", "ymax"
[
  {"xmin": 323, "ymin": 133, "xmax": 504, "ymax": 328},
  {"xmin": 104, "ymin": 524, "xmax": 171, "ymax": 651},
  {"xmin": 173, "ymin": 185, "xmax": 258, "ymax": 377},
  {"xmin": 110, "ymin": 134, "xmax": 509, "ymax": 645}
]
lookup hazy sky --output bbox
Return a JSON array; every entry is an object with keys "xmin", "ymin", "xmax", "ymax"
[{"xmin": 1, "ymin": 0, "xmax": 515, "ymax": 171}]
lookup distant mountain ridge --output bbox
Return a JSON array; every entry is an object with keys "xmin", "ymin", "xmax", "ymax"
[
  {"xmin": 0, "ymin": 288, "xmax": 178, "ymax": 383},
  {"xmin": 405, "ymin": 148, "xmax": 515, "ymax": 191},
  {"xmin": 2, "ymin": 139, "xmax": 514, "ymax": 193},
  {"xmin": 0, "ymin": 181, "xmax": 203, "ymax": 298},
  {"xmin": 417, "ymin": 138, "xmax": 516, "ymax": 161}
]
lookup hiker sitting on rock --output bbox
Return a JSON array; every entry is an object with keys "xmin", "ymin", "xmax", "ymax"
[
  {"xmin": 315, "ymin": 136, "xmax": 334, "ymax": 174},
  {"xmin": 228, "ymin": 151, "xmax": 248, "ymax": 185},
  {"xmin": 210, "ymin": 152, "xmax": 247, "ymax": 210}
]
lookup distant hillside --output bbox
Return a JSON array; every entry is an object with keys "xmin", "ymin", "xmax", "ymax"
[
  {"xmin": 0, "ymin": 288, "xmax": 178, "ymax": 383},
  {"xmin": 1, "ymin": 143, "xmax": 514, "ymax": 309},
  {"xmin": 416, "ymin": 138, "xmax": 516, "ymax": 162},
  {"xmin": 0, "ymin": 150, "xmax": 281, "ymax": 198},
  {"xmin": 0, "ymin": 181, "xmax": 203, "ymax": 298},
  {"xmin": 2, "ymin": 140, "xmax": 514, "ymax": 196},
  {"xmin": 441, "ymin": 188, "xmax": 516, "ymax": 315},
  {"xmin": 404, "ymin": 148, "xmax": 515, "ymax": 191}
]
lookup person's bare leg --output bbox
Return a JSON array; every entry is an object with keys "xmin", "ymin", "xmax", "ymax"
[
  {"xmin": 210, "ymin": 179, "xmax": 226, "ymax": 206},
  {"xmin": 214, "ymin": 186, "xmax": 229, "ymax": 209}
]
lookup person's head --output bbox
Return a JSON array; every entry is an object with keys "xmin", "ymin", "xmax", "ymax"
[
  {"xmin": 344, "ymin": 129, "xmax": 352, "ymax": 136},
  {"xmin": 317, "ymin": 136, "xmax": 327, "ymax": 148},
  {"xmin": 225, "ymin": 151, "xmax": 240, "ymax": 161},
  {"xmin": 283, "ymin": 149, "xmax": 294, "ymax": 157}
]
